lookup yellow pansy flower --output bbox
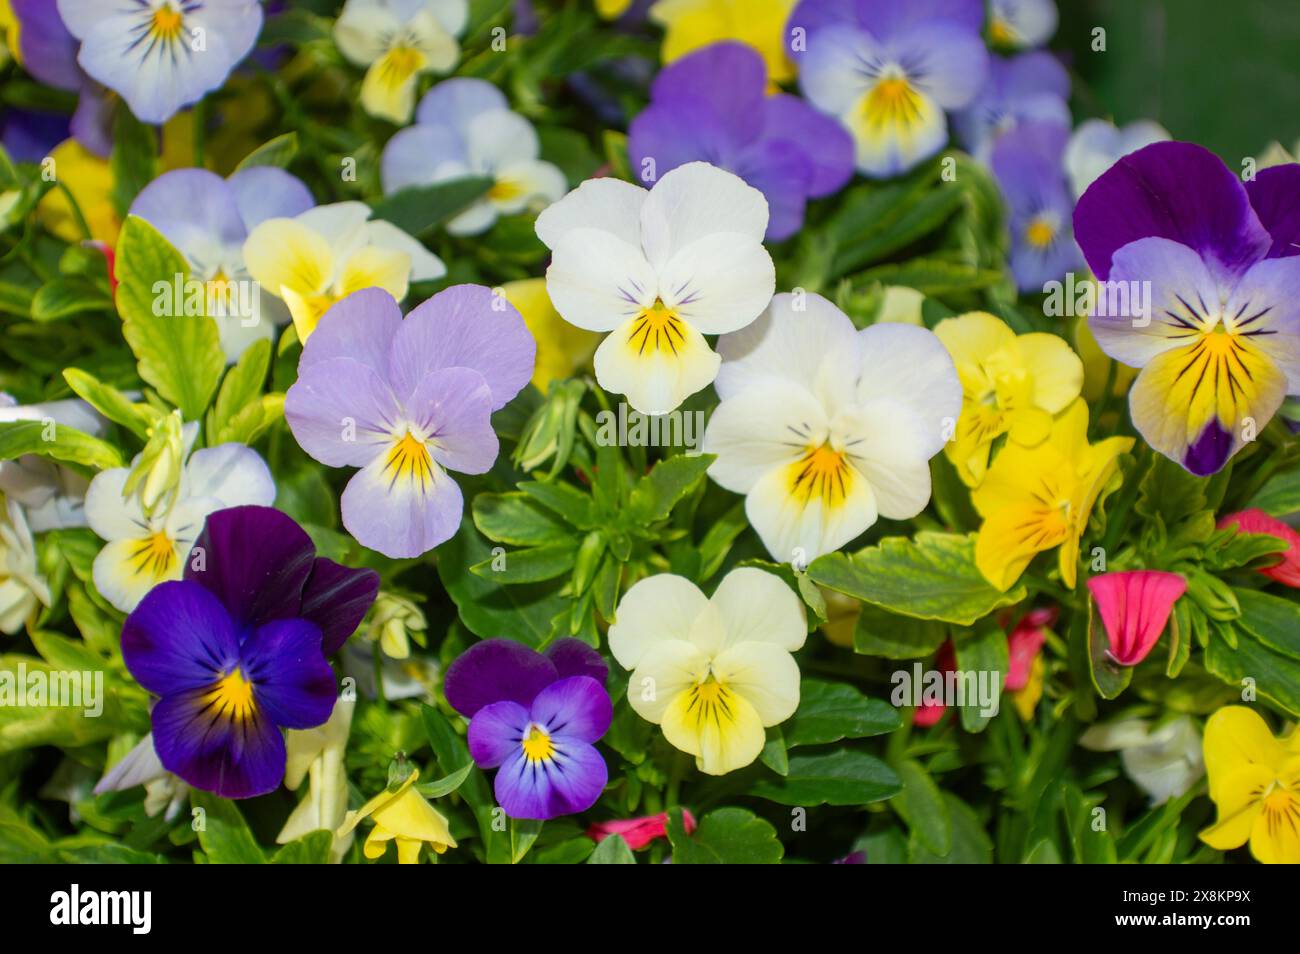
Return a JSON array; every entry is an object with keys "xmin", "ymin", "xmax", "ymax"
[
  {"xmin": 972, "ymin": 399, "xmax": 1132, "ymax": 591},
  {"xmin": 502, "ymin": 278, "xmax": 600, "ymax": 392},
  {"xmin": 338, "ymin": 767, "xmax": 457, "ymax": 865},
  {"xmin": 36, "ymin": 140, "xmax": 120, "ymax": 245},
  {"xmin": 0, "ymin": 0, "xmax": 17, "ymax": 66},
  {"xmin": 650, "ymin": 0, "xmax": 797, "ymax": 85},
  {"xmin": 1200, "ymin": 706, "xmax": 1300, "ymax": 864},
  {"xmin": 595, "ymin": 0, "xmax": 633, "ymax": 18},
  {"xmin": 935, "ymin": 311, "xmax": 1084, "ymax": 487}
]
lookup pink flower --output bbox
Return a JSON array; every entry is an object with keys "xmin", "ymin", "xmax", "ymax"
[
  {"xmin": 587, "ymin": 810, "xmax": 695, "ymax": 850},
  {"xmin": 1217, "ymin": 509, "xmax": 1300, "ymax": 588},
  {"xmin": 1086, "ymin": 570, "xmax": 1187, "ymax": 667},
  {"xmin": 1005, "ymin": 607, "xmax": 1056, "ymax": 691},
  {"xmin": 913, "ymin": 641, "xmax": 956, "ymax": 727}
]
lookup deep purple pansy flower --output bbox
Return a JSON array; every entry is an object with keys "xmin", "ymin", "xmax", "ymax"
[
  {"xmin": 992, "ymin": 121, "xmax": 1082, "ymax": 292},
  {"xmin": 121, "ymin": 506, "xmax": 379, "ymax": 798},
  {"xmin": 628, "ymin": 41, "xmax": 854, "ymax": 241},
  {"xmin": 1074, "ymin": 142, "xmax": 1300, "ymax": 476},
  {"xmin": 444, "ymin": 638, "xmax": 612, "ymax": 821},
  {"xmin": 953, "ymin": 51, "xmax": 1070, "ymax": 164}
]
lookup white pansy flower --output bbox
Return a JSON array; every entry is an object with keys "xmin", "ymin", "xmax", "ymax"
[
  {"xmin": 535, "ymin": 162, "xmax": 776, "ymax": 415},
  {"xmin": 382, "ymin": 78, "xmax": 568, "ymax": 236},
  {"xmin": 702, "ymin": 292, "xmax": 961, "ymax": 564},
  {"xmin": 0, "ymin": 496, "xmax": 51, "ymax": 635},
  {"xmin": 609, "ymin": 567, "xmax": 806, "ymax": 776},
  {"xmin": 278, "ymin": 698, "xmax": 355, "ymax": 864},
  {"xmin": 1079, "ymin": 715, "xmax": 1204, "ymax": 804},
  {"xmin": 988, "ymin": 0, "xmax": 1058, "ymax": 49},
  {"xmin": 94, "ymin": 732, "xmax": 190, "ymax": 821},
  {"xmin": 334, "ymin": 0, "xmax": 468, "ymax": 123},
  {"xmin": 1064, "ymin": 118, "xmax": 1170, "ymax": 199},
  {"xmin": 243, "ymin": 201, "xmax": 446, "ymax": 344},
  {"xmin": 84, "ymin": 433, "xmax": 275, "ymax": 612},
  {"xmin": 0, "ymin": 396, "xmax": 108, "ymax": 532}
]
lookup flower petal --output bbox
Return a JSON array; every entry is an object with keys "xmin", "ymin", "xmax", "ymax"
[
  {"xmin": 339, "ymin": 447, "xmax": 464, "ymax": 558},
  {"xmin": 241, "ymin": 618, "xmax": 336, "ymax": 730},
  {"xmin": 467, "ymin": 699, "xmax": 530, "ymax": 767},
  {"xmin": 122, "ymin": 580, "xmax": 240, "ymax": 696},
  {"xmin": 444, "ymin": 639, "xmax": 559, "ymax": 717},
  {"xmin": 640, "ymin": 161, "xmax": 769, "ymax": 268},
  {"xmin": 608, "ymin": 574, "xmax": 709, "ymax": 670},
  {"xmin": 531, "ymin": 675, "xmax": 612, "ymax": 744},
  {"xmin": 285, "ymin": 357, "xmax": 403, "ymax": 467}
]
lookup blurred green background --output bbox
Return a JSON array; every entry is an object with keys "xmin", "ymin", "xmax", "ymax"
[{"xmin": 1061, "ymin": 0, "xmax": 1300, "ymax": 160}]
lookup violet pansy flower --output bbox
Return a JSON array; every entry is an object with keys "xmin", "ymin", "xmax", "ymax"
[
  {"xmin": 1074, "ymin": 142, "xmax": 1300, "ymax": 475},
  {"xmin": 283, "ymin": 286, "xmax": 535, "ymax": 558},
  {"xmin": 789, "ymin": 0, "xmax": 988, "ymax": 177},
  {"xmin": 444, "ymin": 639, "xmax": 612, "ymax": 821},
  {"xmin": 992, "ymin": 121, "xmax": 1082, "ymax": 292},
  {"xmin": 130, "ymin": 167, "xmax": 316, "ymax": 362},
  {"xmin": 953, "ymin": 51, "xmax": 1070, "ymax": 164},
  {"xmin": 55, "ymin": 0, "xmax": 264, "ymax": 125},
  {"xmin": 628, "ymin": 41, "xmax": 853, "ymax": 241},
  {"xmin": 122, "ymin": 506, "xmax": 379, "ymax": 798}
]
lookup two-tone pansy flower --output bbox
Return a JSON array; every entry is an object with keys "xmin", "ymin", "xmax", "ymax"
[
  {"xmin": 283, "ymin": 286, "xmax": 534, "ymax": 558},
  {"xmin": 334, "ymin": 0, "xmax": 467, "ymax": 123},
  {"xmin": 1064, "ymin": 118, "xmax": 1169, "ymax": 200},
  {"xmin": 121, "ymin": 506, "xmax": 379, "ymax": 798},
  {"xmin": 55, "ymin": 0, "xmax": 264, "ymax": 125},
  {"xmin": 953, "ymin": 51, "xmax": 1070, "ymax": 164},
  {"xmin": 703, "ymin": 292, "xmax": 960, "ymax": 563},
  {"xmin": 1074, "ymin": 142, "xmax": 1300, "ymax": 475},
  {"xmin": 243, "ymin": 201, "xmax": 446, "ymax": 343},
  {"xmin": 84, "ymin": 430, "xmax": 275, "ymax": 612},
  {"xmin": 444, "ymin": 638, "xmax": 612, "ymax": 820},
  {"xmin": 650, "ymin": 0, "xmax": 797, "ymax": 85},
  {"xmin": 130, "ymin": 167, "xmax": 316, "ymax": 361},
  {"xmin": 790, "ymin": 0, "xmax": 988, "ymax": 177},
  {"xmin": 609, "ymin": 568, "xmax": 806, "ymax": 776},
  {"xmin": 381, "ymin": 78, "xmax": 567, "ymax": 236},
  {"xmin": 986, "ymin": 0, "xmax": 1057, "ymax": 50},
  {"xmin": 993, "ymin": 121, "xmax": 1083, "ymax": 291},
  {"xmin": 535, "ymin": 162, "xmax": 775, "ymax": 415},
  {"xmin": 628, "ymin": 41, "xmax": 853, "ymax": 242},
  {"xmin": 973, "ymin": 399, "xmax": 1133, "ymax": 591},
  {"xmin": 934, "ymin": 311, "xmax": 1083, "ymax": 487}
]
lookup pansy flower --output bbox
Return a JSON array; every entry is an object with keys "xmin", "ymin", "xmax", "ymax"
[
  {"xmin": 334, "ymin": 0, "xmax": 467, "ymax": 123},
  {"xmin": 628, "ymin": 41, "xmax": 853, "ymax": 241},
  {"xmin": 973, "ymin": 399, "xmax": 1133, "ymax": 591},
  {"xmin": 934, "ymin": 311, "xmax": 1083, "ymax": 487},
  {"xmin": 535, "ymin": 162, "xmax": 775, "ymax": 415},
  {"xmin": 609, "ymin": 567, "xmax": 806, "ymax": 775},
  {"xmin": 121, "ymin": 506, "xmax": 380, "ymax": 798},
  {"xmin": 0, "ymin": 495, "xmax": 50, "ymax": 635},
  {"xmin": 444, "ymin": 638, "xmax": 612, "ymax": 820},
  {"xmin": 1079, "ymin": 715, "xmax": 1204, "ymax": 805},
  {"xmin": 381, "ymin": 78, "xmax": 567, "ymax": 236},
  {"xmin": 703, "ymin": 292, "xmax": 960, "ymax": 563},
  {"xmin": 986, "ymin": 0, "xmax": 1057, "ymax": 50},
  {"xmin": 338, "ymin": 767, "xmax": 457, "ymax": 863},
  {"xmin": 85, "ymin": 434, "xmax": 276, "ymax": 612},
  {"xmin": 650, "ymin": 0, "xmax": 797, "ymax": 85},
  {"xmin": 130, "ymin": 168, "xmax": 316, "ymax": 361},
  {"xmin": 0, "ymin": 395, "xmax": 107, "ymax": 531},
  {"xmin": 55, "ymin": 0, "xmax": 264, "ymax": 125},
  {"xmin": 790, "ymin": 0, "xmax": 988, "ymax": 177},
  {"xmin": 283, "ymin": 286, "xmax": 534, "ymax": 558},
  {"xmin": 243, "ymin": 201, "xmax": 446, "ymax": 343},
  {"xmin": 1064, "ymin": 118, "xmax": 1168, "ymax": 200},
  {"xmin": 952, "ymin": 51, "xmax": 1070, "ymax": 164},
  {"xmin": 502, "ymin": 279, "xmax": 601, "ymax": 391},
  {"xmin": 993, "ymin": 121, "xmax": 1083, "ymax": 292},
  {"xmin": 1074, "ymin": 142, "xmax": 1300, "ymax": 475}
]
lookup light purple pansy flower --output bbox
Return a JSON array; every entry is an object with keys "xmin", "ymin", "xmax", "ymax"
[
  {"xmin": 953, "ymin": 51, "xmax": 1070, "ymax": 164},
  {"xmin": 445, "ymin": 638, "xmax": 612, "ymax": 821},
  {"xmin": 129, "ymin": 167, "xmax": 315, "ymax": 361},
  {"xmin": 628, "ymin": 41, "xmax": 853, "ymax": 241},
  {"xmin": 987, "ymin": 0, "xmax": 1057, "ymax": 49},
  {"xmin": 992, "ymin": 121, "xmax": 1082, "ymax": 292},
  {"xmin": 283, "ymin": 286, "xmax": 536, "ymax": 559},
  {"xmin": 1074, "ymin": 141, "xmax": 1300, "ymax": 476},
  {"xmin": 55, "ymin": 0, "xmax": 264, "ymax": 126},
  {"xmin": 789, "ymin": 0, "xmax": 989, "ymax": 177}
]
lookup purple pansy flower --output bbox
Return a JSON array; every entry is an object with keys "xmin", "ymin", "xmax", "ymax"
[
  {"xmin": 992, "ymin": 121, "xmax": 1082, "ymax": 292},
  {"xmin": 283, "ymin": 286, "xmax": 535, "ymax": 559},
  {"xmin": 1074, "ymin": 142, "xmax": 1300, "ymax": 476},
  {"xmin": 628, "ymin": 41, "xmax": 853, "ymax": 241},
  {"xmin": 55, "ymin": 0, "xmax": 263, "ymax": 126},
  {"xmin": 445, "ymin": 638, "xmax": 612, "ymax": 820},
  {"xmin": 789, "ymin": 0, "xmax": 988, "ymax": 177},
  {"xmin": 130, "ymin": 167, "xmax": 316, "ymax": 361},
  {"xmin": 953, "ymin": 51, "xmax": 1070, "ymax": 163},
  {"xmin": 122, "ymin": 506, "xmax": 380, "ymax": 798},
  {"xmin": 0, "ymin": 111, "xmax": 72, "ymax": 164}
]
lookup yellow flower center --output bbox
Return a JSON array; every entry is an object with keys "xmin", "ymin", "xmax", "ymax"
[
  {"xmin": 128, "ymin": 531, "xmax": 176, "ymax": 580},
  {"xmin": 150, "ymin": 4, "xmax": 184, "ymax": 41},
  {"xmin": 205, "ymin": 668, "xmax": 257, "ymax": 723},
  {"xmin": 681, "ymin": 677, "xmax": 740, "ymax": 732},
  {"xmin": 787, "ymin": 443, "xmax": 854, "ymax": 509},
  {"xmin": 1025, "ymin": 216, "xmax": 1057, "ymax": 249},
  {"xmin": 864, "ymin": 75, "xmax": 923, "ymax": 130},
  {"xmin": 627, "ymin": 298, "xmax": 687, "ymax": 356},
  {"xmin": 383, "ymin": 431, "xmax": 435, "ymax": 491},
  {"xmin": 376, "ymin": 46, "xmax": 427, "ymax": 86},
  {"xmin": 988, "ymin": 17, "xmax": 1017, "ymax": 46},
  {"xmin": 489, "ymin": 178, "xmax": 525, "ymax": 203},
  {"xmin": 521, "ymin": 724, "xmax": 555, "ymax": 762}
]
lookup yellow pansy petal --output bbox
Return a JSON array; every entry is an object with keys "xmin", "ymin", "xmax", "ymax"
[
  {"xmin": 1016, "ymin": 333, "xmax": 1084, "ymax": 414},
  {"xmin": 1006, "ymin": 405, "xmax": 1053, "ymax": 446},
  {"xmin": 92, "ymin": 535, "xmax": 184, "ymax": 613},
  {"xmin": 711, "ymin": 641, "xmax": 801, "ymax": 725},
  {"xmin": 360, "ymin": 48, "xmax": 428, "ymax": 124},
  {"xmin": 935, "ymin": 312, "xmax": 1017, "ymax": 368},
  {"xmin": 337, "ymin": 244, "xmax": 411, "ymax": 300},
  {"xmin": 370, "ymin": 785, "xmax": 457, "ymax": 850},
  {"xmin": 593, "ymin": 309, "xmax": 720, "ymax": 416},
  {"xmin": 244, "ymin": 218, "xmax": 334, "ymax": 301},
  {"xmin": 1203, "ymin": 706, "xmax": 1288, "ymax": 797},
  {"xmin": 395, "ymin": 836, "xmax": 424, "ymax": 865},
  {"xmin": 974, "ymin": 504, "xmax": 1064, "ymax": 592},
  {"xmin": 1074, "ymin": 315, "xmax": 1138, "ymax": 403},
  {"xmin": 363, "ymin": 825, "xmax": 393, "ymax": 859},
  {"xmin": 627, "ymin": 639, "xmax": 710, "ymax": 723},
  {"xmin": 37, "ymin": 141, "xmax": 119, "ymax": 244},
  {"xmin": 662, "ymin": 678, "xmax": 765, "ymax": 775},
  {"xmin": 596, "ymin": 0, "xmax": 633, "ymax": 18},
  {"xmin": 653, "ymin": 0, "xmax": 796, "ymax": 84},
  {"xmin": 1199, "ymin": 763, "xmax": 1269, "ymax": 851},
  {"xmin": 503, "ymin": 278, "xmax": 601, "ymax": 391}
]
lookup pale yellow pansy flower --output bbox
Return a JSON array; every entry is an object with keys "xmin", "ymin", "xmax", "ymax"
[
  {"xmin": 650, "ymin": 0, "xmax": 797, "ymax": 86},
  {"xmin": 243, "ymin": 202, "xmax": 445, "ymax": 343},
  {"xmin": 935, "ymin": 311, "xmax": 1084, "ymax": 487},
  {"xmin": 278, "ymin": 698, "xmax": 356, "ymax": 864},
  {"xmin": 502, "ymin": 278, "xmax": 600, "ymax": 392},
  {"xmin": 609, "ymin": 567, "xmax": 806, "ymax": 776},
  {"xmin": 338, "ymin": 767, "xmax": 457, "ymax": 864},
  {"xmin": 334, "ymin": 0, "xmax": 467, "ymax": 123}
]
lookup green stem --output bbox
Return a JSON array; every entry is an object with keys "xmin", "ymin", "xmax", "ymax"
[{"xmin": 372, "ymin": 641, "xmax": 387, "ymax": 708}]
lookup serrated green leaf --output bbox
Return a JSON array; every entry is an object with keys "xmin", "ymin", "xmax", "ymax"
[
  {"xmin": 784, "ymin": 679, "xmax": 900, "ymax": 746},
  {"xmin": 668, "ymin": 807, "xmax": 782, "ymax": 864},
  {"xmin": 748, "ymin": 749, "xmax": 901, "ymax": 805},
  {"xmin": 372, "ymin": 176, "xmax": 494, "ymax": 235}
]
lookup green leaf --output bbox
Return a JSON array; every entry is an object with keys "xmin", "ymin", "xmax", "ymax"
[
  {"xmin": 518, "ymin": 479, "xmax": 598, "ymax": 529},
  {"xmin": 472, "ymin": 492, "xmax": 575, "ymax": 546},
  {"xmin": 235, "ymin": 132, "xmax": 299, "ymax": 171},
  {"xmin": 31, "ymin": 278, "xmax": 112, "ymax": 322},
  {"xmin": 114, "ymin": 216, "xmax": 224, "ymax": 420},
  {"xmin": 587, "ymin": 834, "xmax": 636, "ymax": 864},
  {"xmin": 668, "ymin": 807, "xmax": 783, "ymax": 864},
  {"xmin": 627, "ymin": 453, "xmax": 715, "ymax": 523},
  {"xmin": 0, "ymin": 654, "xmax": 146, "ymax": 753},
  {"xmin": 206, "ymin": 338, "xmax": 271, "ymax": 445},
  {"xmin": 908, "ymin": 793, "xmax": 993, "ymax": 863},
  {"xmin": 783, "ymin": 679, "xmax": 901, "ymax": 747},
  {"xmin": 853, "ymin": 602, "xmax": 949, "ymax": 658},
  {"xmin": 470, "ymin": 542, "xmax": 577, "ymax": 583},
  {"xmin": 748, "ymin": 749, "xmax": 901, "ymax": 806},
  {"xmin": 852, "ymin": 258, "xmax": 1003, "ymax": 296},
  {"xmin": 1205, "ymin": 624, "xmax": 1300, "ymax": 716},
  {"xmin": 1087, "ymin": 598, "xmax": 1133, "ymax": 701},
  {"xmin": 1235, "ymin": 588, "xmax": 1300, "ymax": 661},
  {"xmin": 109, "ymin": 107, "xmax": 156, "ymax": 219},
  {"xmin": 270, "ymin": 830, "xmax": 333, "ymax": 864},
  {"xmin": 63, "ymin": 367, "xmax": 159, "ymax": 441},
  {"xmin": 371, "ymin": 177, "xmax": 494, "ymax": 235},
  {"xmin": 1249, "ymin": 466, "xmax": 1300, "ymax": 516},
  {"xmin": 0, "ymin": 420, "xmax": 123, "ymax": 471},
  {"xmin": 415, "ymin": 761, "xmax": 475, "ymax": 799},
  {"xmin": 810, "ymin": 532, "xmax": 1025, "ymax": 626},
  {"xmin": 891, "ymin": 759, "xmax": 951, "ymax": 856},
  {"xmin": 191, "ymin": 791, "xmax": 266, "ymax": 863},
  {"xmin": 831, "ymin": 182, "xmax": 966, "ymax": 277},
  {"xmin": 510, "ymin": 818, "xmax": 544, "ymax": 863},
  {"xmin": 759, "ymin": 725, "xmax": 789, "ymax": 775},
  {"xmin": 953, "ymin": 624, "xmax": 1009, "ymax": 733}
]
